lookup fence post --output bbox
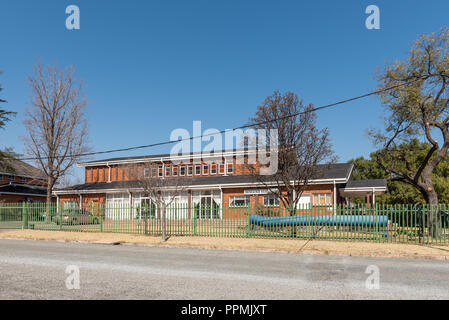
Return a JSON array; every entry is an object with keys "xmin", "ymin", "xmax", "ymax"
[
  {"xmin": 193, "ymin": 207, "xmax": 196, "ymax": 236},
  {"xmin": 246, "ymin": 204, "xmax": 251, "ymax": 238},
  {"xmin": 144, "ymin": 203, "xmax": 148, "ymax": 235},
  {"xmin": 100, "ymin": 203, "xmax": 103, "ymax": 233},
  {"xmin": 22, "ymin": 202, "xmax": 29, "ymax": 230},
  {"xmin": 59, "ymin": 204, "xmax": 63, "ymax": 231}
]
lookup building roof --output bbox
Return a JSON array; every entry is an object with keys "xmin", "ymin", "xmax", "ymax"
[
  {"xmin": 0, "ymin": 157, "xmax": 45, "ymax": 179},
  {"xmin": 344, "ymin": 179, "xmax": 387, "ymax": 189},
  {"xmin": 0, "ymin": 183, "xmax": 47, "ymax": 196},
  {"xmin": 339, "ymin": 179, "xmax": 387, "ymax": 198},
  {"xmin": 55, "ymin": 163, "xmax": 354, "ymax": 194}
]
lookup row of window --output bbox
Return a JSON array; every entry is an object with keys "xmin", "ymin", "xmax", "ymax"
[
  {"xmin": 0, "ymin": 175, "xmax": 27, "ymax": 183},
  {"xmin": 229, "ymin": 193, "xmax": 332, "ymax": 207},
  {"xmin": 229, "ymin": 195, "xmax": 280, "ymax": 207},
  {"xmin": 145, "ymin": 163, "xmax": 234, "ymax": 178}
]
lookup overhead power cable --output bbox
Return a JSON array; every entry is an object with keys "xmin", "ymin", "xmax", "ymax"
[{"xmin": 17, "ymin": 76, "xmax": 430, "ymax": 162}]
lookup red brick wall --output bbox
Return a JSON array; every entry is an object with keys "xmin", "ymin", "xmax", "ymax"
[{"xmin": 83, "ymin": 157, "xmax": 265, "ymax": 184}]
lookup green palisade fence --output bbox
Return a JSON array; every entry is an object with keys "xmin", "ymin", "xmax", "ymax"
[{"xmin": 0, "ymin": 202, "xmax": 448, "ymax": 245}]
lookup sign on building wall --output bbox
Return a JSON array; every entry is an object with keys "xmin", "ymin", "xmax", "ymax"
[{"xmin": 244, "ymin": 189, "xmax": 278, "ymax": 195}]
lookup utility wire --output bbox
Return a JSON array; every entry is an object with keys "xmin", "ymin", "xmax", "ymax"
[{"xmin": 17, "ymin": 76, "xmax": 428, "ymax": 162}]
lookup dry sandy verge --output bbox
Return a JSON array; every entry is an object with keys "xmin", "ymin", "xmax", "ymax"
[{"xmin": 1, "ymin": 229, "xmax": 449, "ymax": 260}]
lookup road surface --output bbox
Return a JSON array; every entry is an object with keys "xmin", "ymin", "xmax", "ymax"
[{"xmin": 0, "ymin": 239, "xmax": 448, "ymax": 299}]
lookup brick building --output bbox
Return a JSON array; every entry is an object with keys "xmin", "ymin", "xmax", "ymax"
[
  {"xmin": 0, "ymin": 158, "xmax": 47, "ymax": 203},
  {"xmin": 54, "ymin": 149, "xmax": 387, "ymax": 219}
]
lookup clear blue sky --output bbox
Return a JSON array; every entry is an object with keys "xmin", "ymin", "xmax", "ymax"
[{"xmin": 1, "ymin": 0, "xmax": 448, "ymax": 181}]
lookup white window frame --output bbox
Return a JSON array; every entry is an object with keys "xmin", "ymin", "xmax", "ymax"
[
  {"xmin": 218, "ymin": 163, "xmax": 225, "ymax": 174},
  {"xmin": 202, "ymin": 164, "xmax": 209, "ymax": 175},
  {"xmin": 158, "ymin": 165, "xmax": 163, "ymax": 177},
  {"xmin": 165, "ymin": 166, "xmax": 171, "ymax": 177},
  {"xmin": 227, "ymin": 163, "xmax": 233, "ymax": 174},
  {"xmin": 143, "ymin": 168, "xmax": 150, "ymax": 178},
  {"xmin": 180, "ymin": 166, "xmax": 186, "ymax": 176},
  {"xmin": 195, "ymin": 165, "xmax": 201, "ymax": 176},
  {"xmin": 263, "ymin": 195, "xmax": 280, "ymax": 207},
  {"xmin": 172, "ymin": 166, "xmax": 178, "ymax": 176},
  {"xmin": 210, "ymin": 164, "xmax": 217, "ymax": 175},
  {"xmin": 187, "ymin": 165, "xmax": 193, "ymax": 176},
  {"xmin": 229, "ymin": 195, "xmax": 251, "ymax": 207},
  {"xmin": 312, "ymin": 193, "xmax": 332, "ymax": 206}
]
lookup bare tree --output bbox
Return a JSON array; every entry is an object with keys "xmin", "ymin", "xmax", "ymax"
[
  {"xmin": 24, "ymin": 62, "xmax": 89, "ymax": 221},
  {"xmin": 129, "ymin": 163, "xmax": 189, "ymax": 241},
  {"xmin": 245, "ymin": 91, "xmax": 337, "ymax": 216}
]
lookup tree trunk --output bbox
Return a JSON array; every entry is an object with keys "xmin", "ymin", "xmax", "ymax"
[
  {"xmin": 161, "ymin": 205, "xmax": 167, "ymax": 242},
  {"xmin": 287, "ymin": 194, "xmax": 297, "ymax": 237},
  {"xmin": 425, "ymin": 189, "xmax": 440, "ymax": 239},
  {"xmin": 45, "ymin": 178, "xmax": 54, "ymax": 223},
  {"xmin": 420, "ymin": 169, "xmax": 441, "ymax": 239}
]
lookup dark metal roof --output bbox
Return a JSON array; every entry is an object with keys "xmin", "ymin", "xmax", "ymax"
[
  {"xmin": 0, "ymin": 183, "xmax": 47, "ymax": 196},
  {"xmin": 344, "ymin": 179, "xmax": 387, "ymax": 189},
  {"xmin": 57, "ymin": 163, "xmax": 354, "ymax": 192},
  {"xmin": 0, "ymin": 158, "xmax": 45, "ymax": 178}
]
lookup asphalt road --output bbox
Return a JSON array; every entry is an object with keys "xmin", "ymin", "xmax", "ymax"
[{"xmin": 0, "ymin": 239, "xmax": 448, "ymax": 299}]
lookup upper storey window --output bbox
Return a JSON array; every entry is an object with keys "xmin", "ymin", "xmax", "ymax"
[
  {"xmin": 219, "ymin": 163, "xmax": 225, "ymax": 174},
  {"xmin": 227, "ymin": 163, "xmax": 233, "ymax": 174},
  {"xmin": 158, "ymin": 165, "xmax": 163, "ymax": 177}
]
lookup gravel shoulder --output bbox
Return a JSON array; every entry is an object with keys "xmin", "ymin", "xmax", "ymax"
[{"xmin": 1, "ymin": 229, "xmax": 449, "ymax": 260}]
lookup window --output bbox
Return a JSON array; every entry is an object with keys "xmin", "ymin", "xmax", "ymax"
[
  {"xmin": 227, "ymin": 163, "xmax": 233, "ymax": 174},
  {"xmin": 20, "ymin": 177, "xmax": 26, "ymax": 184},
  {"xmin": 0, "ymin": 175, "xmax": 3, "ymax": 180},
  {"xmin": 158, "ymin": 165, "xmax": 163, "ymax": 177},
  {"xmin": 312, "ymin": 193, "xmax": 332, "ymax": 206},
  {"xmin": 172, "ymin": 166, "xmax": 178, "ymax": 176},
  {"xmin": 263, "ymin": 195, "xmax": 280, "ymax": 207},
  {"xmin": 143, "ymin": 168, "xmax": 150, "ymax": 178},
  {"xmin": 180, "ymin": 166, "xmax": 186, "ymax": 176},
  {"xmin": 187, "ymin": 165, "xmax": 193, "ymax": 176},
  {"xmin": 211, "ymin": 164, "xmax": 217, "ymax": 175},
  {"xmin": 218, "ymin": 163, "xmax": 225, "ymax": 174},
  {"xmin": 151, "ymin": 167, "xmax": 157, "ymax": 177},
  {"xmin": 229, "ymin": 196, "xmax": 251, "ymax": 207},
  {"xmin": 8, "ymin": 175, "xmax": 14, "ymax": 182},
  {"xmin": 165, "ymin": 166, "xmax": 171, "ymax": 177},
  {"xmin": 202, "ymin": 165, "xmax": 209, "ymax": 175},
  {"xmin": 63, "ymin": 201, "xmax": 78, "ymax": 210},
  {"xmin": 195, "ymin": 165, "xmax": 201, "ymax": 175}
]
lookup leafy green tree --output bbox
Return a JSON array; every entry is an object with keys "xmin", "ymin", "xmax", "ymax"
[
  {"xmin": 370, "ymin": 28, "xmax": 449, "ymax": 237},
  {"xmin": 0, "ymin": 71, "xmax": 15, "ymax": 129},
  {"xmin": 350, "ymin": 139, "xmax": 449, "ymax": 204},
  {"xmin": 0, "ymin": 71, "xmax": 17, "ymax": 169}
]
